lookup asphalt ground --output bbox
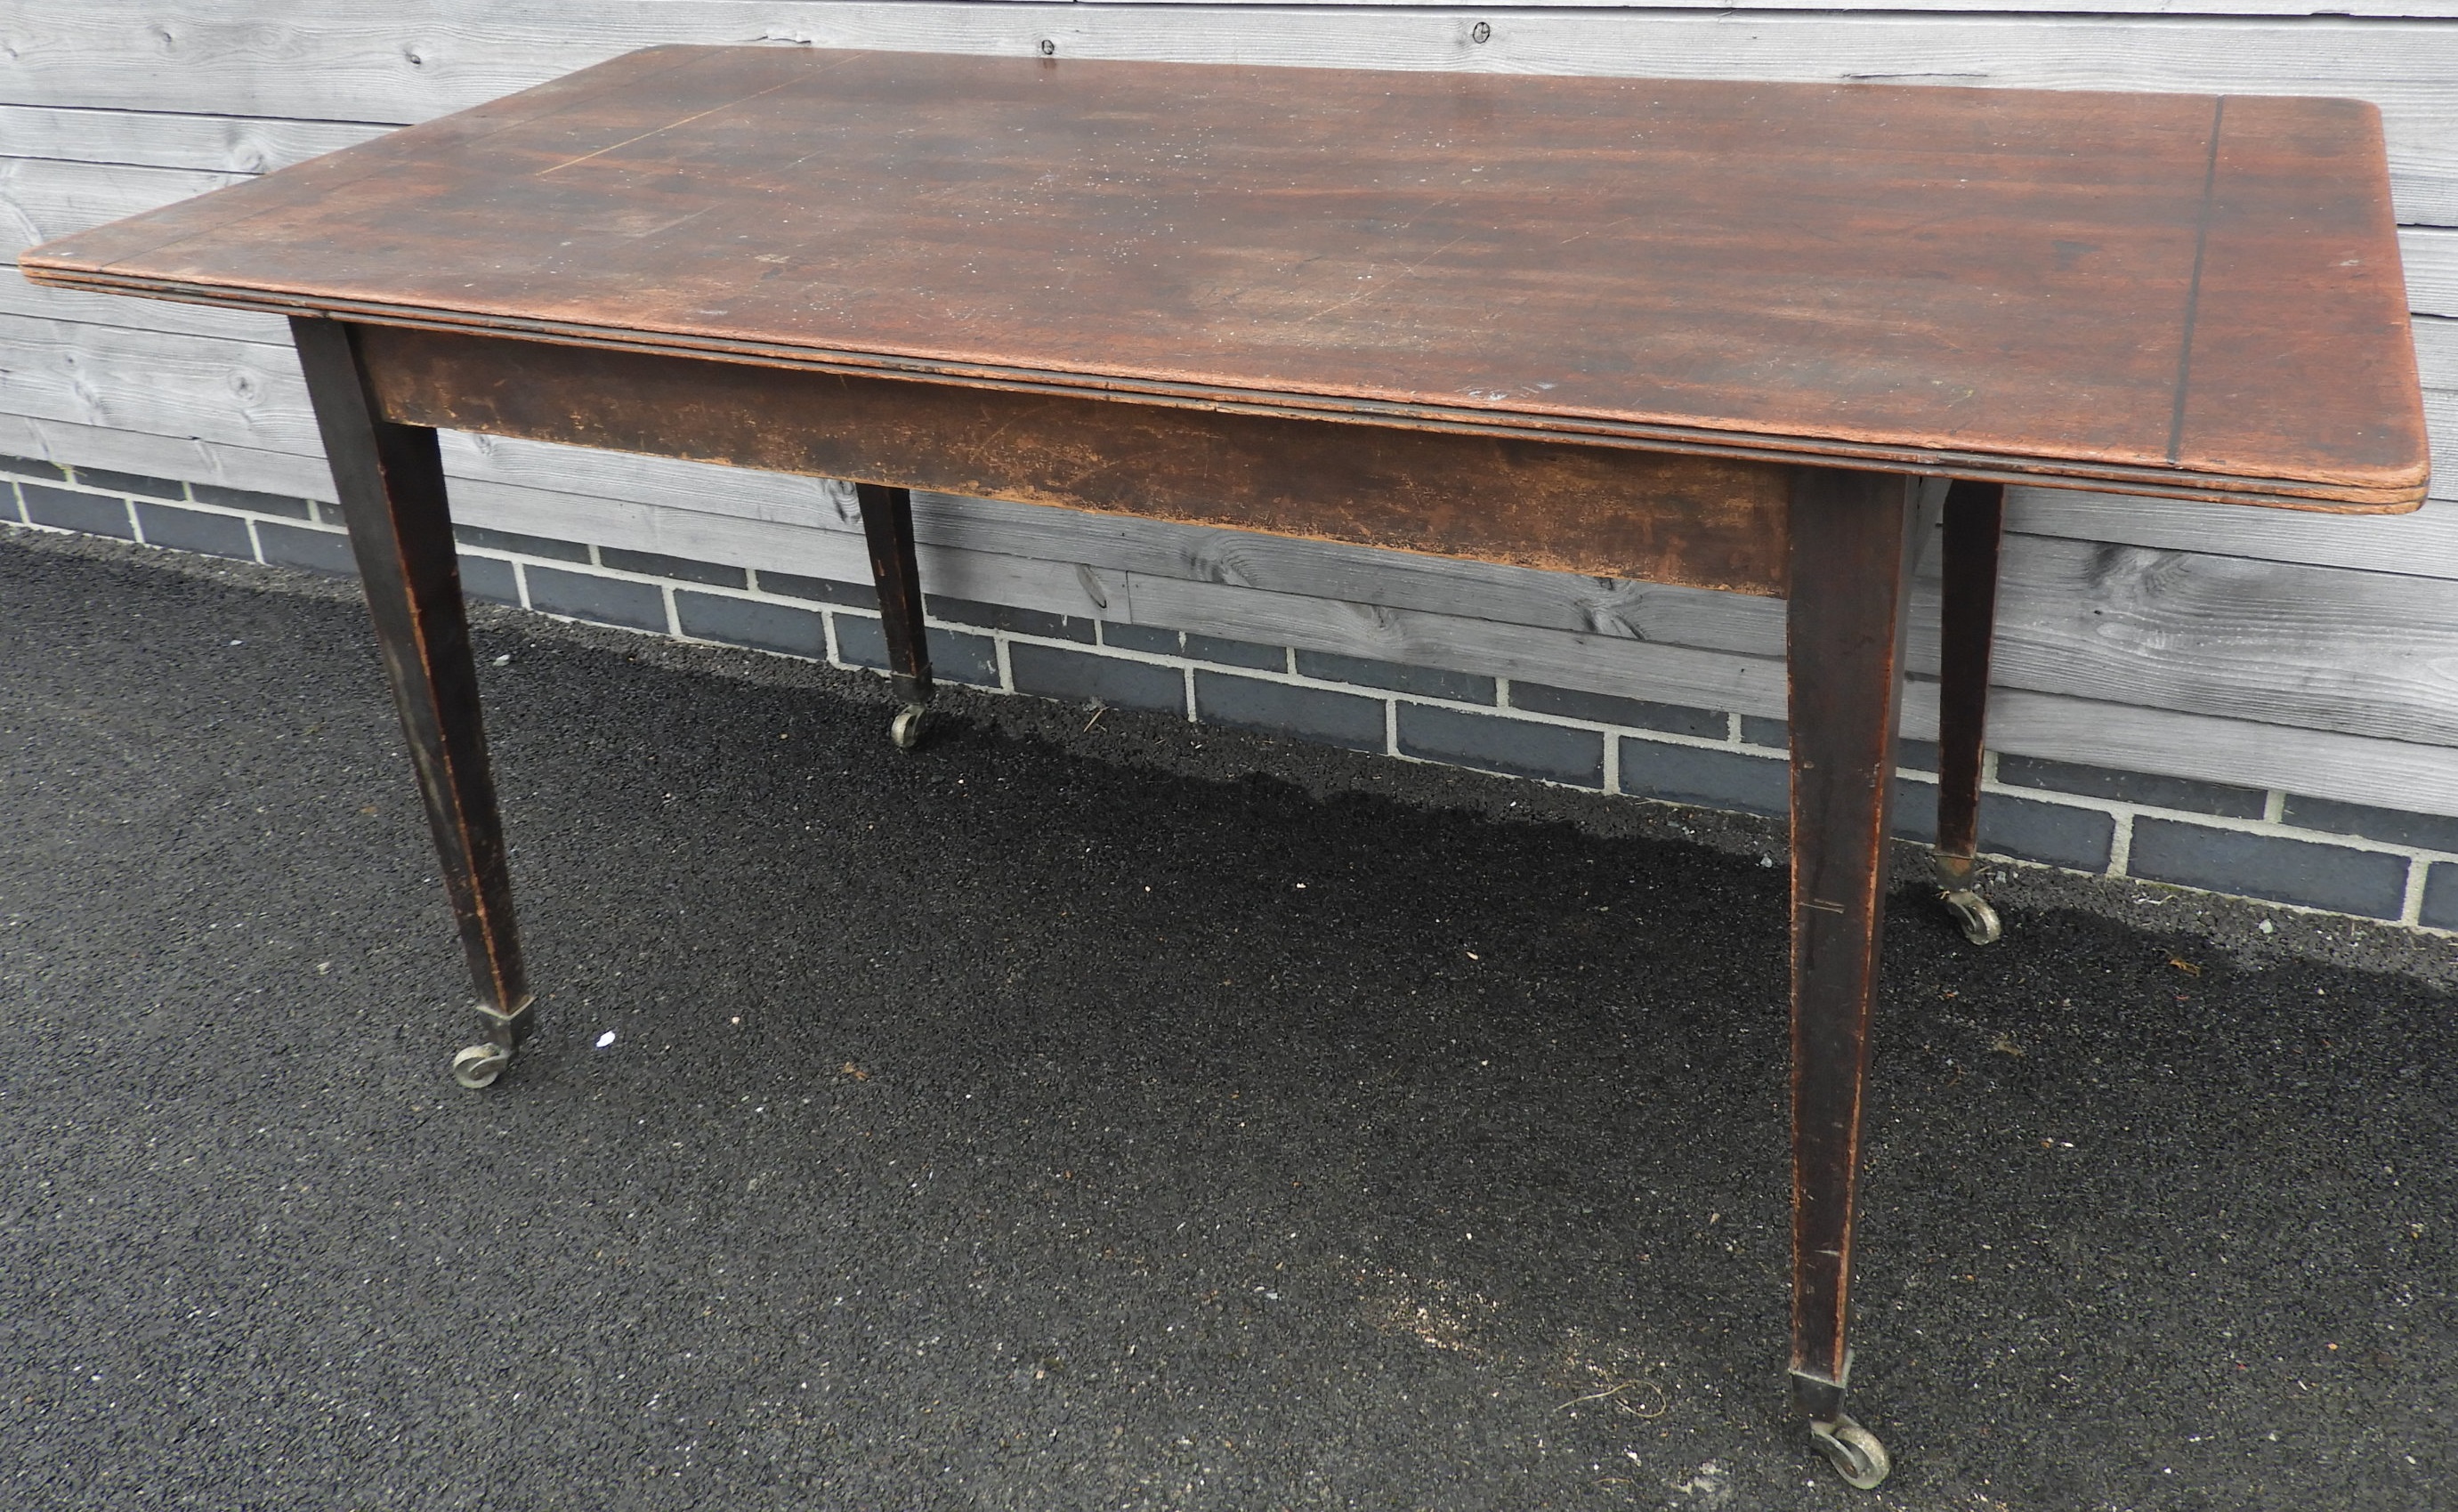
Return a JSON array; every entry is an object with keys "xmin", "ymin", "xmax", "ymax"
[{"xmin": 2, "ymin": 525, "xmax": 2452, "ymax": 1512}]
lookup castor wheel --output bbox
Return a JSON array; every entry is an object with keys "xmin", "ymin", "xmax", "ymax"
[
  {"xmin": 1940, "ymin": 888, "xmax": 2002, "ymax": 946},
  {"xmin": 888, "ymin": 703, "xmax": 927, "ymax": 751},
  {"xmin": 450, "ymin": 1042, "xmax": 512, "ymax": 1089},
  {"xmin": 1809, "ymin": 1413, "xmax": 1892, "ymax": 1490}
]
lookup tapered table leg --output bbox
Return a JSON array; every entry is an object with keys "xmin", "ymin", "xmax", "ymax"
[
  {"xmin": 292, "ymin": 317, "xmax": 531, "ymax": 1089},
  {"xmin": 1934, "ymin": 480, "xmax": 2007, "ymax": 945},
  {"xmin": 1784, "ymin": 466, "xmax": 1920, "ymax": 1490},
  {"xmin": 856, "ymin": 481, "xmax": 936, "ymax": 750}
]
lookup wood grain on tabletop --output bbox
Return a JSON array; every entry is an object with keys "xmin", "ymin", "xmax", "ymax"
[{"xmin": 20, "ymin": 44, "xmax": 2431, "ymax": 507}]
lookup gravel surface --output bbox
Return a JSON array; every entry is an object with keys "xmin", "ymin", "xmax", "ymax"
[{"xmin": 3, "ymin": 526, "xmax": 2451, "ymax": 1511}]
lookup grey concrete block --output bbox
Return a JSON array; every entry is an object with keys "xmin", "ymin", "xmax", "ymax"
[
  {"xmin": 1099, "ymin": 623, "xmax": 1181, "ymax": 657},
  {"xmin": 2130, "ymin": 818, "xmax": 2409, "ymax": 919},
  {"xmin": 675, "ymin": 589, "xmax": 824, "ymax": 658},
  {"xmin": 4, "ymin": 482, "xmax": 20, "ymax": 524},
  {"xmin": 1097, "ymin": 620, "xmax": 1288, "ymax": 675},
  {"xmin": 457, "ymin": 554, "xmax": 520, "ymax": 604},
  {"xmin": 832, "ymin": 615, "xmax": 999, "ymax": 688},
  {"xmin": 2281, "ymin": 795, "xmax": 2458, "ymax": 855},
  {"xmin": 1009, "ymin": 642, "xmax": 1185, "ymax": 714},
  {"xmin": 2421, "ymin": 863, "xmax": 2458, "ymax": 931},
  {"xmin": 1194, "ymin": 671, "xmax": 1386, "ymax": 753},
  {"xmin": 21, "ymin": 483, "xmax": 133, "ymax": 538},
  {"xmin": 756, "ymin": 570, "xmax": 875, "ymax": 608},
  {"xmin": 1621, "ymin": 738, "xmax": 1786, "ymax": 816},
  {"xmin": 1888, "ymin": 780, "xmax": 2114, "ymax": 870},
  {"xmin": 1101, "ymin": 621, "xmax": 1175, "ymax": 659},
  {"xmin": 525, "ymin": 565, "xmax": 667, "ymax": 632},
  {"xmin": 256, "ymin": 522, "xmax": 356, "ymax": 577},
  {"xmin": 1401, "ymin": 704, "xmax": 1603, "ymax": 788},
  {"xmin": 0, "ymin": 454, "xmax": 67, "ymax": 482},
  {"xmin": 189, "ymin": 482, "xmax": 313, "ymax": 520},
  {"xmin": 1891, "ymin": 777, "xmax": 1938, "ymax": 844},
  {"xmin": 601, "ymin": 546, "xmax": 747, "ymax": 589},
  {"xmin": 1296, "ymin": 651, "xmax": 1494, "ymax": 704},
  {"xmin": 70, "ymin": 465, "xmax": 184, "ymax": 499},
  {"xmin": 313, "ymin": 499, "xmax": 349, "ymax": 528},
  {"xmin": 1185, "ymin": 632, "xmax": 1287, "ymax": 672},
  {"xmin": 452, "ymin": 524, "xmax": 590, "ymax": 563},
  {"xmin": 1738, "ymin": 715, "xmax": 1789, "ymax": 749},
  {"xmin": 133, "ymin": 501, "xmax": 254, "ymax": 560},
  {"xmin": 1509, "ymin": 681, "xmax": 1723, "ymax": 738},
  {"xmin": 1980, "ymin": 792, "xmax": 2115, "ymax": 871},
  {"xmin": 1999, "ymin": 754, "xmax": 2265, "ymax": 819},
  {"xmin": 1724, "ymin": 716, "xmax": 1937, "ymax": 773},
  {"xmin": 929, "ymin": 595, "xmax": 1096, "ymax": 644}
]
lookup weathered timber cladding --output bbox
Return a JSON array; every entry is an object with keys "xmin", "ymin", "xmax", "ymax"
[{"xmin": 3, "ymin": 0, "xmax": 2455, "ymax": 837}]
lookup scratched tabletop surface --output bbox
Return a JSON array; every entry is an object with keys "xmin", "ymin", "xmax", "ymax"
[{"xmin": 23, "ymin": 46, "xmax": 2429, "ymax": 508}]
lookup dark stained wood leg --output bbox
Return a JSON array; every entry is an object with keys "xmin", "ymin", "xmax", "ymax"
[
  {"xmin": 1934, "ymin": 481, "xmax": 2007, "ymax": 945},
  {"xmin": 1784, "ymin": 466, "xmax": 1919, "ymax": 1488},
  {"xmin": 855, "ymin": 481, "xmax": 935, "ymax": 750},
  {"xmin": 291, "ymin": 317, "xmax": 531, "ymax": 1085}
]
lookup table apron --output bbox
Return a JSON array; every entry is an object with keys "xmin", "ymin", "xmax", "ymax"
[{"xmin": 357, "ymin": 323, "xmax": 1793, "ymax": 596}]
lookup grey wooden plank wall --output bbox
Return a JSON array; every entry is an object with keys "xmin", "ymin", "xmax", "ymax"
[{"xmin": 4, "ymin": 0, "xmax": 2457, "ymax": 817}]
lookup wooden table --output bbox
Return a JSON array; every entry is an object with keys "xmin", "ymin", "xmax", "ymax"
[{"xmin": 25, "ymin": 46, "xmax": 2428, "ymax": 1489}]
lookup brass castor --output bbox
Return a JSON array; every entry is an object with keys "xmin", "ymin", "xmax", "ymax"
[
  {"xmin": 1941, "ymin": 888, "xmax": 2002, "ymax": 946},
  {"xmin": 1809, "ymin": 1413, "xmax": 1892, "ymax": 1490},
  {"xmin": 889, "ymin": 703, "xmax": 927, "ymax": 751},
  {"xmin": 451, "ymin": 1041, "xmax": 512, "ymax": 1089}
]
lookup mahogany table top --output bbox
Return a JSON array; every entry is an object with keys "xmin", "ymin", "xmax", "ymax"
[{"xmin": 24, "ymin": 45, "xmax": 2429, "ymax": 510}]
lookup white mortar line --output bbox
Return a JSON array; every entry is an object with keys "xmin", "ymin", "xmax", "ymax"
[{"xmin": 2397, "ymin": 855, "xmax": 2430, "ymax": 927}]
